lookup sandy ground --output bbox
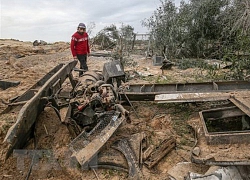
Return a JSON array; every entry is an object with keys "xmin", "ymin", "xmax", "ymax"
[{"xmin": 0, "ymin": 39, "xmax": 249, "ymax": 179}]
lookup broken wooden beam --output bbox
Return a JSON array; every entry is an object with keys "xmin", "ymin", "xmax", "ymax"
[{"xmin": 144, "ymin": 136, "xmax": 176, "ymax": 169}]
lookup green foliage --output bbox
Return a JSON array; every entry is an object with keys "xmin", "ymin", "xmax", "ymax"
[
  {"xmin": 142, "ymin": 0, "xmax": 228, "ymax": 58},
  {"xmin": 142, "ymin": 0, "xmax": 178, "ymax": 57},
  {"xmin": 143, "ymin": 0, "xmax": 250, "ymax": 57},
  {"xmin": 142, "ymin": 0, "xmax": 250, "ymax": 79},
  {"xmin": 175, "ymin": 59, "xmax": 208, "ymax": 69},
  {"xmin": 223, "ymin": 53, "xmax": 250, "ymax": 80},
  {"xmin": 93, "ymin": 24, "xmax": 135, "ymax": 51},
  {"xmin": 93, "ymin": 24, "xmax": 136, "ymax": 68},
  {"xmin": 93, "ymin": 33, "xmax": 116, "ymax": 49}
]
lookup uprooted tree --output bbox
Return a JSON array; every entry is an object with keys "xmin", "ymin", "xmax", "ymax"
[
  {"xmin": 91, "ymin": 24, "xmax": 136, "ymax": 65},
  {"xmin": 92, "ymin": 24, "xmax": 135, "ymax": 52}
]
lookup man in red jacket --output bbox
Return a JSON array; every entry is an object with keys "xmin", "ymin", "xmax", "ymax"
[{"xmin": 70, "ymin": 23, "xmax": 90, "ymax": 76}]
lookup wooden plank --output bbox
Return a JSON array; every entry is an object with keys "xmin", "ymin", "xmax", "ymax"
[{"xmin": 144, "ymin": 137, "xmax": 175, "ymax": 168}]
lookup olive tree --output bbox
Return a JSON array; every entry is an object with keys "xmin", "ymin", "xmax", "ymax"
[{"xmin": 142, "ymin": 0, "xmax": 178, "ymax": 58}]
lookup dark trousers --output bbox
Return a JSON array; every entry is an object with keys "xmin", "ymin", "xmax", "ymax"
[{"xmin": 77, "ymin": 54, "xmax": 88, "ymax": 76}]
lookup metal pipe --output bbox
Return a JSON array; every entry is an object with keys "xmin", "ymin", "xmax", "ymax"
[
  {"xmin": 100, "ymin": 84, "xmax": 118, "ymax": 101},
  {"xmin": 114, "ymin": 104, "xmax": 131, "ymax": 123},
  {"xmin": 94, "ymin": 80, "xmax": 105, "ymax": 87}
]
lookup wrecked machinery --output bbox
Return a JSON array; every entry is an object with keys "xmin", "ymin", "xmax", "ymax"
[
  {"xmin": 2, "ymin": 59, "xmax": 250, "ymax": 179},
  {"xmin": 2, "ymin": 60, "xmax": 175, "ymax": 179}
]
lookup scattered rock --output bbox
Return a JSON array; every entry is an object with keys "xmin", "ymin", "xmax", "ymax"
[
  {"xmin": 40, "ymin": 40, "xmax": 47, "ymax": 45},
  {"xmin": 192, "ymin": 147, "xmax": 200, "ymax": 156},
  {"xmin": 15, "ymin": 54, "xmax": 26, "ymax": 58},
  {"xmin": 33, "ymin": 40, "xmax": 48, "ymax": 46},
  {"xmin": 33, "ymin": 40, "xmax": 40, "ymax": 46}
]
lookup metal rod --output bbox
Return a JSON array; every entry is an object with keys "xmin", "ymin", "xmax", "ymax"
[
  {"xmin": 91, "ymin": 167, "xmax": 100, "ymax": 180},
  {"xmin": 123, "ymin": 91, "xmax": 140, "ymax": 119}
]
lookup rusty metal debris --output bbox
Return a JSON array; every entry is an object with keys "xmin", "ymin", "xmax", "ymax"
[
  {"xmin": 187, "ymin": 166, "xmax": 250, "ymax": 180},
  {"xmin": 113, "ymin": 139, "xmax": 144, "ymax": 180},
  {"xmin": 114, "ymin": 132, "xmax": 147, "ymax": 179},
  {"xmin": 2, "ymin": 60, "xmax": 134, "ymax": 172},
  {"xmin": 1, "ymin": 63, "xmax": 64, "ymax": 114},
  {"xmin": 83, "ymin": 132, "xmax": 148, "ymax": 179},
  {"xmin": 230, "ymin": 95, "xmax": 250, "ymax": 117},
  {"xmin": 155, "ymin": 92, "xmax": 232, "ymax": 103},
  {"xmin": 59, "ymin": 61, "xmax": 130, "ymax": 169},
  {"xmin": 127, "ymin": 132, "xmax": 147, "ymax": 167},
  {"xmin": 3, "ymin": 57, "xmax": 250, "ymax": 179},
  {"xmin": 69, "ymin": 112, "xmax": 125, "ymax": 167},
  {"xmin": 199, "ymin": 106, "xmax": 250, "ymax": 144},
  {"xmin": 0, "ymin": 80, "xmax": 20, "ymax": 90},
  {"xmin": 191, "ymin": 156, "xmax": 250, "ymax": 166},
  {"xmin": 119, "ymin": 81, "xmax": 250, "ymax": 101},
  {"xmin": 3, "ymin": 61, "xmax": 77, "ymax": 158},
  {"xmin": 1, "ymin": 58, "xmax": 179, "ymax": 178},
  {"xmin": 189, "ymin": 105, "xmax": 250, "ymax": 166},
  {"xmin": 144, "ymin": 136, "xmax": 176, "ymax": 169}
]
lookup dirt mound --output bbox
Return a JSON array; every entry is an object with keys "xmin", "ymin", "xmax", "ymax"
[{"xmin": 0, "ymin": 39, "xmax": 69, "ymax": 62}]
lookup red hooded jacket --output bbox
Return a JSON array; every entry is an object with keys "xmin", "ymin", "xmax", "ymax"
[{"xmin": 70, "ymin": 32, "xmax": 90, "ymax": 57}]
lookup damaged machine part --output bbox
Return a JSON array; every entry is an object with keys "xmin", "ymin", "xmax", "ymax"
[
  {"xmin": 199, "ymin": 106, "xmax": 250, "ymax": 144},
  {"xmin": 187, "ymin": 166, "xmax": 250, "ymax": 180},
  {"xmin": 119, "ymin": 81, "xmax": 250, "ymax": 101},
  {"xmin": 190, "ymin": 106, "xmax": 250, "ymax": 166},
  {"xmin": 2, "ymin": 60, "xmax": 135, "ymax": 174},
  {"xmin": 4, "ymin": 57, "xmax": 250, "ymax": 179},
  {"xmin": 144, "ymin": 136, "xmax": 176, "ymax": 169},
  {"xmin": 3, "ymin": 61, "xmax": 77, "ymax": 158},
  {"xmin": 112, "ymin": 138, "xmax": 144, "ymax": 180},
  {"xmin": 0, "ymin": 80, "xmax": 20, "ymax": 90},
  {"xmin": 63, "ymin": 61, "xmax": 132, "ymax": 169},
  {"xmin": 69, "ymin": 111, "xmax": 125, "ymax": 168}
]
